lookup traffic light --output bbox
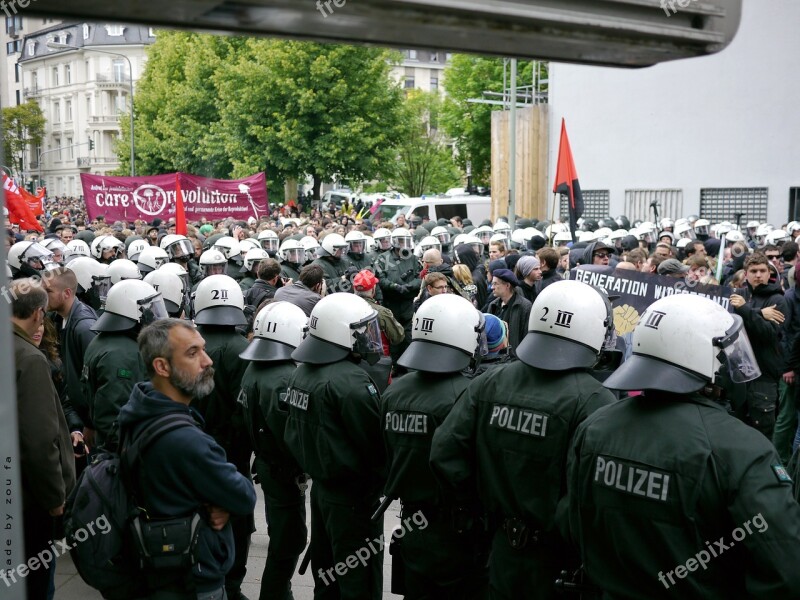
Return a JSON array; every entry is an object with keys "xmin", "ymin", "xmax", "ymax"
[{"xmin": 88, "ymin": 139, "xmax": 94, "ymax": 151}]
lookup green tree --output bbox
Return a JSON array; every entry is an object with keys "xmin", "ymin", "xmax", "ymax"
[
  {"xmin": 1, "ymin": 101, "xmax": 45, "ymax": 177},
  {"xmin": 213, "ymin": 39, "xmax": 405, "ymax": 199},
  {"xmin": 390, "ymin": 90, "xmax": 461, "ymax": 196},
  {"xmin": 441, "ymin": 56, "xmax": 542, "ymax": 186}
]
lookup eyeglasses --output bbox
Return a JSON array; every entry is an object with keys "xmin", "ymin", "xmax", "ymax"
[
  {"xmin": 430, "ymin": 285, "xmax": 449, "ymax": 291},
  {"xmin": 766, "ymin": 255, "xmax": 781, "ymax": 261},
  {"xmin": 594, "ymin": 252, "xmax": 611, "ymax": 258}
]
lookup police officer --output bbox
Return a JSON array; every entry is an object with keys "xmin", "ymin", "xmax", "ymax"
[
  {"xmin": 258, "ymin": 229, "xmax": 280, "ymax": 258},
  {"xmin": 240, "ymin": 248, "xmax": 270, "ymax": 292},
  {"xmin": 284, "ymin": 293, "xmax": 387, "ymax": 600},
  {"xmin": 136, "ymin": 245, "xmax": 169, "ymax": 277},
  {"xmin": 377, "ymin": 227, "xmax": 421, "ymax": 366},
  {"xmin": 430, "ymin": 280, "xmax": 616, "ymax": 599},
  {"xmin": 191, "ymin": 274, "xmax": 254, "ymax": 600},
  {"xmin": 239, "ymin": 302, "xmax": 308, "ymax": 600},
  {"xmin": 312, "ymin": 233, "xmax": 352, "ymax": 293},
  {"xmin": 569, "ymin": 294, "xmax": 800, "ymax": 597},
  {"xmin": 65, "ymin": 256, "xmax": 109, "ymax": 311},
  {"xmin": 278, "ymin": 239, "xmax": 304, "ymax": 281},
  {"xmin": 7, "ymin": 240, "xmax": 57, "ymax": 279},
  {"xmin": 162, "ymin": 233, "xmax": 203, "ymax": 285},
  {"xmin": 345, "ymin": 230, "xmax": 373, "ymax": 271},
  {"xmin": 211, "ymin": 236, "xmax": 245, "ymax": 282},
  {"xmin": 143, "ymin": 270, "xmax": 189, "ymax": 318},
  {"xmin": 82, "ymin": 280, "xmax": 168, "ymax": 447},
  {"xmin": 383, "ymin": 294, "xmax": 490, "ymax": 598}
]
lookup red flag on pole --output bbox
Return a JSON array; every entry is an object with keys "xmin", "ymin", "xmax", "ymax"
[
  {"xmin": 20, "ymin": 185, "xmax": 44, "ymax": 216},
  {"xmin": 175, "ymin": 173, "xmax": 187, "ymax": 235},
  {"xmin": 3, "ymin": 173, "xmax": 43, "ymax": 232},
  {"xmin": 553, "ymin": 118, "xmax": 583, "ymax": 240}
]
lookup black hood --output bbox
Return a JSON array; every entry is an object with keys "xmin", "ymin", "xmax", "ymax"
[
  {"xmin": 429, "ymin": 263, "xmax": 454, "ymax": 278},
  {"xmin": 454, "ymin": 244, "xmax": 479, "ymax": 272},
  {"xmin": 620, "ymin": 235, "xmax": 639, "ymax": 252},
  {"xmin": 750, "ymin": 281, "xmax": 784, "ymax": 297},
  {"xmin": 117, "ymin": 381, "xmax": 201, "ymax": 430}
]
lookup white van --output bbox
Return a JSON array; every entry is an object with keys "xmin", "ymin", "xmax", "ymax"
[{"xmin": 373, "ymin": 195, "xmax": 491, "ymax": 225}]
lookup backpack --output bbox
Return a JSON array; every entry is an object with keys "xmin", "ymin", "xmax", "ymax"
[{"xmin": 64, "ymin": 413, "xmax": 196, "ymax": 600}]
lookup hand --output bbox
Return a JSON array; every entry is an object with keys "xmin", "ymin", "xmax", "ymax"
[
  {"xmin": 761, "ymin": 304, "xmax": 785, "ymax": 324},
  {"xmin": 71, "ymin": 431, "xmax": 89, "ymax": 457},
  {"xmin": 49, "ymin": 504, "xmax": 65, "ymax": 517},
  {"xmin": 83, "ymin": 427, "xmax": 96, "ymax": 448},
  {"xmin": 395, "ymin": 284, "xmax": 409, "ymax": 295},
  {"xmin": 729, "ymin": 294, "xmax": 745, "ymax": 308},
  {"xmin": 783, "ymin": 371, "xmax": 795, "ymax": 385},
  {"xmin": 205, "ymin": 505, "xmax": 230, "ymax": 531}
]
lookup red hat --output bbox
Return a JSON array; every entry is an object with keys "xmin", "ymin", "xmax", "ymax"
[{"xmin": 353, "ymin": 269, "xmax": 378, "ymax": 292}]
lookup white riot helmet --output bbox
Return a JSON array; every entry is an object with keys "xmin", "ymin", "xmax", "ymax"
[
  {"xmin": 510, "ymin": 228, "xmax": 528, "ymax": 249},
  {"xmin": 578, "ymin": 231, "xmax": 596, "ymax": 243},
  {"xmin": 65, "ymin": 239, "xmax": 91, "ymax": 263},
  {"xmin": 604, "ymin": 295, "xmax": 760, "ymax": 393},
  {"xmin": 516, "ymin": 280, "xmax": 615, "ymax": 370},
  {"xmin": 416, "ymin": 236, "xmax": 441, "ymax": 257},
  {"xmin": 212, "ymin": 236, "xmax": 241, "ymax": 260},
  {"xmin": 300, "ymin": 236, "xmax": 321, "ymax": 263},
  {"xmin": 390, "ymin": 227, "xmax": 414, "ymax": 251},
  {"xmin": 292, "ymin": 293, "xmax": 382, "ymax": 365},
  {"xmin": 160, "ymin": 234, "xmax": 194, "ymax": 263},
  {"xmin": 7, "ymin": 241, "xmax": 56, "ymax": 274},
  {"xmin": 66, "ymin": 256, "xmax": 107, "ymax": 294},
  {"xmin": 240, "ymin": 301, "xmax": 308, "ymax": 362},
  {"xmin": 279, "ymin": 239, "xmax": 305, "ymax": 264},
  {"xmin": 127, "ymin": 238, "xmax": 149, "ymax": 263},
  {"xmin": 373, "ymin": 228, "xmax": 393, "ymax": 251},
  {"xmin": 660, "ymin": 218, "xmax": 674, "ymax": 231},
  {"xmin": 90, "ymin": 235, "xmax": 109, "ymax": 259},
  {"xmin": 345, "ymin": 230, "xmax": 367, "ymax": 257},
  {"xmin": 137, "ymin": 246, "xmax": 169, "ymax": 276},
  {"xmin": 239, "ymin": 238, "xmax": 261, "ymax": 253},
  {"xmin": 107, "ymin": 259, "xmax": 143, "ymax": 285},
  {"xmin": 97, "ymin": 235, "xmax": 125, "ymax": 261},
  {"xmin": 493, "ymin": 221, "xmax": 511, "ymax": 241},
  {"xmin": 257, "ymin": 229, "xmax": 280, "ymax": 254},
  {"xmin": 787, "ymin": 221, "xmax": 800, "ymax": 237},
  {"xmin": 41, "ymin": 238, "xmax": 67, "ymax": 264},
  {"xmin": 724, "ymin": 230, "xmax": 745, "ymax": 244},
  {"xmin": 430, "ymin": 226, "xmax": 451, "ymax": 246},
  {"xmin": 693, "ymin": 219, "xmax": 711, "ymax": 236},
  {"xmin": 676, "ymin": 238, "xmax": 692, "ymax": 250},
  {"xmin": 92, "ymin": 280, "xmax": 167, "ymax": 332},
  {"xmin": 674, "ymin": 222, "xmax": 695, "ymax": 240},
  {"xmin": 193, "ymin": 274, "xmax": 247, "ymax": 326},
  {"xmin": 242, "ymin": 248, "xmax": 269, "ymax": 272},
  {"xmin": 461, "ymin": 233, "xmax": 484, "ymax": 256},
  {"xmin": 398, "ymin": 294, "xmax": 486, "ymax": 373},
  {"xmin": 766, "ymin": 229, "xmax": 790, "ymax": 246},
  {"xmin": 755, "ymin": 224, "xmax": 772, "ymax": 247},
  {"xmin": 473, "ymin": 225, "xmax": 493, "ymax": 246},
  {"xmin": 746, "ymin": 220, "xmax": 760, "ymax": 235},
  {"xmin": 608, "ymin": 229, "xmax": 628, "ymax": 242},
  {"xmin": 490, "ymin": 232, "xmax": 509, "ymax": 245},
  {"xmin": 143, "ymin": 270, "xmax": 187, "ymax": 317},
  {"xmin": 320, "ymin": 233, "xmax": 348, "ymax": 258},
  {"xmin": 553, "ymin": 231, "xmax": 573, "ymax": 247}
]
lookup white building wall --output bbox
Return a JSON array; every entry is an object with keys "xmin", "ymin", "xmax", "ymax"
[{"xmin": 548, "ymin": 0, "xmax": 800, "ymax": 226}]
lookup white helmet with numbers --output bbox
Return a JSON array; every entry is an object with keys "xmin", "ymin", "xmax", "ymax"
[
  {"xmin": 320, "ymin": 233, "xmax": 348, "ymax": 258},
  {"xmin": 242, "ymin": 248, "xmax": 269, "ymax": 272},
  {"xmin": 127, "ymin": 238, "xmax": 149, "ymax": 263},
  {"xmin": 137, "ymin": 246, "xmax": 169, "ymax": 276},
  {"xmin": 517, "ymin": 280, "xmax": 615, "ymax": 370},
  {"xmin": 212, "ymin": 236, "xmax": 241, "ymax": 260},
  {"xmin": 160, "ymin": 234, "xmax": 194, "ymax": 263},
  {"xmin": 292, "ymin": 293, "xmax": 382, "ymax": 365},
  {"xmin": 92, "ymin": 280, "xmax": 167, "ymax": 332},
  {"xmin": 65, "ymin": 239, "xmax": 91, "ymax": 263},
  {"xmin": 390, "ymin": 227, "xmax": 414, "ymax": 250},
  {"xmin": 240, "ymin": 301, "xmax": 308, "ymax": 362},
  {"xmin": 193, "ymin": 274, "xmax": 247, "ymax": 326},
  {"xmin": 199, "ymin": 249, "xmax": 228, "ymax": 277},
  {"xmin": 143, "ymin": 270, "xmax": 187, "ymax": 317},
  {"xmin": 107, "ymin": 259, "xmax": 142, "ymax": 284},
  {"xmin": 398, "ymin": 294, "xmax": 486, "ymax": 373},
  {"xmin": 604, "ymin": 295, "xmax": 760, "ymax": 393},
  {"xmin": 257, "ymin": 229, "xmax": 280, "ymax": 253},
  {"xmin": 279, "ymin": 239, "xmax": 305, "ymax": 264}
]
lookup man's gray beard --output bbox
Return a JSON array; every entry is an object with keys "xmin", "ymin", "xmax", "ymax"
[{"xmin": 170, "ymin": 365, "xmax": 215, "ymax": 399}]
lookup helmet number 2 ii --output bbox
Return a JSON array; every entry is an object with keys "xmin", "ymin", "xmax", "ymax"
[
  {"xmin": 211, "ymin": 289, "xmax": 229, "ymax": 301},
  {"xmin": 539, "ymin": 306, "xmax": 574, "ymax": 328}
]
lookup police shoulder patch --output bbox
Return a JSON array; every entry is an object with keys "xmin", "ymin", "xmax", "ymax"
[
  {"xmin": 772, "ymin": 464, "xmax": 792, "ymax": 484},
  {"xmin": 236, "ymin": 388, "xmax": 248, "ymax": 408},
  {"xmin": 366, "ymin": 383, "xmax": 379, "ymax": 400},
  {"xmin": 117, "ymin": 368, "xmax": 132, "ymax": 380}
]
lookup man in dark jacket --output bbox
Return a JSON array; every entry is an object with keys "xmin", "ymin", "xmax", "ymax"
[
  {"xmin": 485, "ymin": 269, "xmax": 532, "ymax": 355},
  {"xmin": 244, "ymin": 258, "xmax": 281, "ymax": 311},
  {"xmin": 118, "ymin": 319, "xmax": 257, "ymax": 600},
  {"xmin": 535, "ymin": 248, "xmax": 562, "ymax": 294},
  {"xmin": 12, "ymin": 279, "xmax": 76, "ymax": 600},
  {"xmin": 730, "ymin": 252, "xmax": 787, "ymax": 439},
  {"xmin": 273, "ymin": 264, "xmax": 324, "ymax": 317}
]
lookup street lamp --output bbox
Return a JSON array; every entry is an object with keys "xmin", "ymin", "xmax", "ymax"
[{"xmin": 47, "ymin": 41, "xmax": 135, "ymax": 176}]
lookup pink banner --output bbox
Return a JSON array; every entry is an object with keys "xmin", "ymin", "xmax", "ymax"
[{"xmin": 80, "ymin": 172, "xmax": 269, "ymax": 222}]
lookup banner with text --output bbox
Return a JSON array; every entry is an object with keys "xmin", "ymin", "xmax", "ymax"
[
  {"xmin": 568, "ymin": 267, "xmax": 737, "ymax": 336},
  {"xmin": 80, "ymin": 172, "xmax": 269, "ymax": 222}
]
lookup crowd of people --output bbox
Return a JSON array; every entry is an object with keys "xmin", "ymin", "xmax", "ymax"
[{"xmin": 6, "ymin": 199, "xmax": 800, "ymax": 599}]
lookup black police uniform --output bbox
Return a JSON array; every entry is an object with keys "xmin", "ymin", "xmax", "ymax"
[
  {"xmin": 568, "ymin": 391, "xmax": 800, "ymax": 597},
  {"xmin": 376, "ymin": 249, "xmax": 421, "ymax": 362},
  {"xmin": 431, "ymin": 360, "xmax": 614, "ymax": 600},
  {"xmin": 284, "ymin": 360, "xmax": 386, "ymax": 600},
  {"xmin": 382, "ymin": 371, "xmax": 489, "ymax": 599},
  {"xmin": 192, "ymin": 325, "xmax": 253, "ymax": 599},
  {"xmin": 311, "ymin": 255, "xmax": 352, "ymax": 293},
  {"xmin": 240, "ymin": 360, "xmax": 307, "ymax": 600},
  {"xmin": 280, "ymin": 261, "xmax": 302, "ymax": 282}
]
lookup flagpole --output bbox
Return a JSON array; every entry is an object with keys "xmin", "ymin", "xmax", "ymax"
[
  {"xmin": 549, "ymin": 192, "xmax": 558, "ymax": 247},
  {"xmin": 508, "ymin": 57, "xmax": 517, "ymax": 231}
]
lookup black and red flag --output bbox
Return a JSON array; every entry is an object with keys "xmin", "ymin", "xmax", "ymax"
[{"xmin": 553, "ymin": 118, "xmax": 583, "ymax": 241}]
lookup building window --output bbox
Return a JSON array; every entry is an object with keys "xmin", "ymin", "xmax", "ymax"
[
  {"xmin": 15, "ymin": 90, "xmax": 20, "ymax": 105},
  {"xmin": 86, "ymin": 95, "xmax": 92, "ymax": 116},
  {"xmin": 5, "ymin": 15, "xmax": 22, "ymax": 34},
  {"xmin": 431, "ymin": 52, "xmax": 439, "ymax": 63},
  {"xmin": 65, "ymin": 100, "xmax": 72, "ymax": 121},
  {"xmin": 560, "ymin": 190, "xmax": 611, "ymax": 221},
  {"xmin": 52, "ymin": 66, "xmax": 59, "ymax": 86},
  {"xmin": 53, "ymin": 101, "xmax": 60, "ymax": 123},
  {"xmin": 83, "ymin": 24, "xmax": 90, "ymax": 40},
  {"xmin": 65, "ymin": 64, "xmax": 71, "ymax": 84},
  {"xmin": 624, "ymin": 189, "xmax": 683, "ymax": 223},
  {"xmin": 404, "ymin": 77, "xmax": 415, "ymax": 89},
  {"xmin": 430, "ymin": 77, "xmax": 438, "ymax": 92},
  {"xmin": 112, "ymin": 59, "xmax": 127, "ymax": 83},
  {"xmin": 699, "ymin": 187, "xmax": 768, "ymax": 224},
  {"xmin": 67, "ymin": 137, "xmax": 74, "ymax": 159},
  {"xmin": 445, "ymin": 53, "xmax": 452, "ymax": 62},
  {"xmin": 405, "ymin": 49, "xmax": 417, "ymax": 60},
  {"xmin": 15, "ymin": 63, "xmax": 20, "ymax": 83},
  {"xmin": 6, "ymin": 42, "xmax": 13, "ymax": 55},
  {"xmin": 105, "ymin": 24, "xmax": 125, "ymax": 36},
  {"xmin": 148, "ymin": 27, "xmax": 156, "ymax": 37},
  {"xmin": 54, "ymin": 138, "xmax": 62, "ymax": 161},
  {"xmin": 26, "ymin": 41, "xmax": 35, "ymax": 57}
]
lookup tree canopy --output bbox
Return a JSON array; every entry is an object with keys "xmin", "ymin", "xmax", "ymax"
[{"xmin": 2, "ymin": 101, "xmax": 45, "ymax": 178}]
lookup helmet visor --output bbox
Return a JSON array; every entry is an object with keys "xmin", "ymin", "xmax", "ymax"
[
  {"xmin": 435, "ymin": 231, "xmax": 450, "ymax": 245},
  {"xmin": 351, "ymin": 314, "xmax": 382, "ymax": 363},
  {"xmin": 260, "ymin": 238, "xmax": 279, "ymax": 252},
  {"xmin": 139, "ymin": 293, "xmax": 169, "ymax": 326},
  {"xmin": 477, "ymin": 232, "xmax": 492, "ymax": 244},
  {"xmin": 715, "ymin": 315, "xmax": 761, "ymax": 384},
  {"xmin": 377, "ymin": 237, "xmax": 392, "ymax": 251},
  {"xmin": 168, "ymin": 239, "xmax": 194, "ymax": 260},
  {"xmin": 331, "ymin": 245, "xmax": 347, "ymax": 258},
  {"xmin": 695, "ymin": 225, "xmax": 709, "ymax": 236},
  {"xmin": 393, "ymin": 236, "xmax": 414, "ymax": 250},
  {"xmin": 477, "ymin": 313, "xmax": 488, "ymax": 357},
  {"xmin": 94, "ymin": 275, "xmax": 112, "ymax": 303},
  {"xmin": 285, "ymin": 249, "xmax": 303, "ymax": 264},
  {"xmin": 204, "ymin": 263, "xmax": 227, "ymax": 277},
  {"xmin": 348, "ymin": 240, "xmax": 365, "ymax": 254}
]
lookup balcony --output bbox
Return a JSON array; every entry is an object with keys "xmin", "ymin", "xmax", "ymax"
[
  {"xmin": 93, "ymin": 73, "xmax": 128, "ymax": 90},
  {"xmin": 77, "ymin": 157, "xmax": 91, "ymax": 168},
  {"xmin": 89, "ymin": 115, "xmax": 121, "ymax": 127},
  {"xmin": 24, "ymin": 85, "xmax": 42, "ymax": 98}
]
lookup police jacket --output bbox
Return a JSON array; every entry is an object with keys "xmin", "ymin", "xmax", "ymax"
[
  {"xmin": 568, "ymin": 391, "xmax": 800, "ymax": 598},
  {"xmin": 782, "ymin": 283, "xmax": 800, "ymax": 372},
  {"xmin": 284, "ymin": 359, "xmax": 386, "ymax": 500},
  {"xmin": 82, "ymin": 330, "xmax": 146, "ymax": 447},
  {"xmin": 239, "ymin": 275, "xmax": 256, "ymax": 292},
  {"xmin": 377, "ymin": 249, "xmax": 421, "ymax": 323},
  {"xmin": 53, "ymin": 299, "xmax": 97, "ymax": 425},
  {"xmin": 382, "ymin": 371, "xmax": 471, "ymax": 506},
  {"xmin": 311, "ymin": 255, "xmax": 352, "ymax": 293},
  {"xmin": 118, "ymin": 383, "xmax": 257, "ymax": 589},
  {"xmin": 280, "ymin": 262, "xmax": 301, "ymax": 282},
  {"xmin": 485, "ymin": 289, "xmax": 532, "ymax": 354},
  {"xmin": 733, "ymin": 281, "xmax": 786, "ymax": 380},
  {"xmin": 430, "ymin": 360, "xmax": 613, "ymax": 525},
  {"xmin": 239, "ymin": 360, "xmax": 302, "ymax": 481},
  {"xmin": 347, "ymin": 252, "xmax": 373, "ymax": 272}
]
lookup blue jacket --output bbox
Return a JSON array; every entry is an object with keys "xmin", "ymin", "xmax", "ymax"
[{"xmin": 118, "ymin": 382, "xmax": 257, "ymax": 591}]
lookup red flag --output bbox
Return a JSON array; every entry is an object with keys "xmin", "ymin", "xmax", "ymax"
[
  {"xmin": 3, "ymin": 173, "xmax": 43, "ymax": 232},
  {"xmin": 20, "ymin": 186, "xmax": 44, "ymax": 216},
  {"xmin": 174, "ymin": 173, "xmax": 187, "ymax": 235},
  {"xmin": 553, "ymin": 118, "xmax": 583, "ymax": 240}
]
